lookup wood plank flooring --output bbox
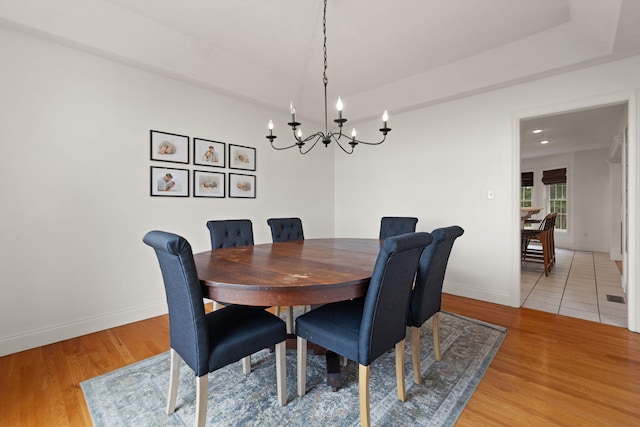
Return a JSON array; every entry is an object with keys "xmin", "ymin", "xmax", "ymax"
[{"xmin": 2, "ymin": 295, "xmax": 639, "ymax": 426}]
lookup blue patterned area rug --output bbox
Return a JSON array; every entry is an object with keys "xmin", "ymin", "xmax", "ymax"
[{"xmin": 81, "ymin": 312, "xmax": 505, "ymax": 426}]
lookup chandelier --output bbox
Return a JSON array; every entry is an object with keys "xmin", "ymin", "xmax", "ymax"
[{"xmin": 266, "ymin": 0, "xmax": 391, "ymax": 155}]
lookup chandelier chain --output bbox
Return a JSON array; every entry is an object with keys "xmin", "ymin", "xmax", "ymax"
[{"xmin": 322, "ymin": 0, "xmax": 328, "ymax": 87}]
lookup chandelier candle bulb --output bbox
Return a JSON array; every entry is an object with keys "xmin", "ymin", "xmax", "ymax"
[
  {"xmin": 383, "ymin": 110, "xmax": 389, "ymax": 127},
  {"xmin": 290, "ymin": 101, "xmax": 296, "ymax": 122},
  {"xmin": 336, "ymin": 97, "xmax": 343, "ymax": 119}
]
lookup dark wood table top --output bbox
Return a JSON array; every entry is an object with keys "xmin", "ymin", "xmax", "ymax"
[{"xmin": 194, "ymin": 238, "xmax": 382, "ymax": 306}]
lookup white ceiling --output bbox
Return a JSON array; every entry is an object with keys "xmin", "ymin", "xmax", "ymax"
[
  {"xmin": 520, "ymin": 103, "xmax": 628, "ymax": 160},
  {"xmin": 2, "ymin": 0, "xmax": 640, "ymax": 127}
]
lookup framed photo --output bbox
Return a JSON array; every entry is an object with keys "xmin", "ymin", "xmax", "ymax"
[
  {"xmin": 193, "ymin": 138, "xmax": 225, "ymax": 168},
  {"xmin": 229, "ymin": 173, "xmax": 256, "ymax": 198},
  {"xmin": 194, "ymin": 170, "xmax": 225, "ymax": 198},
  {"xmin": 150, "ymin": 166, "xmax": 189, "ymax": 197},
  {"xmin": 229, "ymin": 144, "xmax": 256, "ymax": 171},
  {"xmin": 150, "ymin": 130, "xmax": 189, "ymax": 164}
]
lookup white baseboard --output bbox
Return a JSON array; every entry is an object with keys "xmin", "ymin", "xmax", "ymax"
[
  {"xmin": 0, "ymin": 302, "xmax": 167, "ymax": 357},
  {"xmin": 444, "ymin": 281, "xmax": 513, "ymax": 307}
]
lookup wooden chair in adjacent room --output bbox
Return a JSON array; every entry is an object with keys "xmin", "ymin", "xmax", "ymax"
[{"xmin": 521, "ymin": 213, "xmax": 557, "ymax": 275}]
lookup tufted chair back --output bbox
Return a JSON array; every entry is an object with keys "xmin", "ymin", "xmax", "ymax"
[
  {"xmin": 267, "ymin": 217, "xmax": 304, "ymax": 242},
  {"xmin": 206, "ymin": 219, "xmax": 254, "ymax": 249},
  {"xmin": 379, "ymin": 216, "xmax": 418, "ymax": 240}
]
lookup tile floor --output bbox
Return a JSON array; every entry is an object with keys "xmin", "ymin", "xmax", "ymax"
[{"xmin": 521, "ymin": 247, "xmax": 628, "ymax": 327}]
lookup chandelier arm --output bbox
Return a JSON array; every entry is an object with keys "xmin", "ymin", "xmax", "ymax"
[
  {"xmin": 270, "ymin": 140, "xmax": 301, "ymax": 151},
  {"xmin": 299, "ymin": 134, "xmax": 324, "ymax": 155},
  {"xmin": 294, "ymin": 129, "xmax": 325, "ymax": 144},
  {"xmin": 352, "ymin": 134, "xmax": 388, "ymax": 146},
  {"xmin": 329, "ymin": 133, "xmax": 355, "ymax": 155}
]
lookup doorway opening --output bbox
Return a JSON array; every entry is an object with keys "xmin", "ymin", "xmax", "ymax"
[{"xmin": 518, "ymin": 101, "xmax": 630, "ymax": 327}]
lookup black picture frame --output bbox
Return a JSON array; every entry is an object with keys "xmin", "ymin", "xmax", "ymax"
[
  {"xmin": 193, "ymin": 170, "xmax": 225, "ymax": 198},
  {"xmin": 150, "ymin": 166, "xmax": 190, "ymax": 197},
  {"xmin": 229, "ymin": 173, "xmax": 256, "ymax": 198},
  {"xmin": 150, "ymin": 130, "xmax": 189, "ymax": 164},
  {"xmin": 193, "ymin": 138, "xmax": 225, "ymax": 168},
  {"xmin": 228, "ymin": 144, "xmax": 256, "ymax": 171}
]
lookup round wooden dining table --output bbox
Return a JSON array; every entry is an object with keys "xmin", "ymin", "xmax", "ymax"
[
  {"xmin": 193, "ymin": 238, "xmax": 382, "ymax": 306},
  {"xmin": 194, "ymin": 238, "xmax": 382, "ymax": 390}
]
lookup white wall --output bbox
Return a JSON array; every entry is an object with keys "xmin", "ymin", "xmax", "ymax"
[
  {"xmin": 3, "ymin": 27, "xmax": 640, "ymax": 356},
  {"xmin": 334, "ymin": 55, "xmax": 640, "ymax": 317},
  {"xmin": 522, "ymin": 148, "xmax": 611, "ymax": 253},
  {"xmin": 0, "ymin": 27, "xmax": 334, "ymax": 356},
  {"xmin": 573, "ymin": 148, "xmax": 613, "ymax": 252}
]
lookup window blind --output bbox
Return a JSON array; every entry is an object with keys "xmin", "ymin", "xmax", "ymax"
[
  {"xmin": 521, "ymin": 171, "xmax": 534, "ymax": 187},
  {"xmin": 542, "ymin": 168, "xmax": 566, "ymax": 185}
]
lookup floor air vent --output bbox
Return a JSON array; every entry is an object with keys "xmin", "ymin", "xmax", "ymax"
[{"xmin": 606, "ymin": 295, "xmax": 625, "ymax": 304}]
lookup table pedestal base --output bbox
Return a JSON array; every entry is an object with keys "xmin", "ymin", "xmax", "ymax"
[{"xmin": 325, "ymin": 351, "xmax": 342, "ymax": 391}]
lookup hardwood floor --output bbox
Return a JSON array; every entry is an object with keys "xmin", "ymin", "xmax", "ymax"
[{"xmin": 2, "ymin": 295, "xmax": 639, "ymax": 426}]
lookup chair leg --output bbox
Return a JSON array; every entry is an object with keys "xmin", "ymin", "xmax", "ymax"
[
  {"xmin": 411, "ymin": 327, "xmax": 422, "ymax": 385},
  {"xmin": 195, "ymin": 375, "xmax": 208, "ymax": 427},
  {"xmin": 167, "ymin": 349, "xmax": 181, "ymax": 414},
  {"xmin": 275, "ymin": 340, "xmax": 286, "ymax": 406},
  {"xmin": 395, "ymin": 340, "xmax": 406, "ymax": 402},
  {"xmin": 297, "ymin": 336, "xmax": 307, "ymax": 397},
  {"xmin": 285, "ymin": 306, "xmax": 294, "ymax": 334},
  {"xmin": 433, "ymin": 312, "xmax": 441, "ymax": 362},
  {"xmin": 359, "ymin": 364, "xmax": 371, "ymax": 427},
  {"xmin": 241, "ymin": 356, "xmax": 251, "ymax": 374}
]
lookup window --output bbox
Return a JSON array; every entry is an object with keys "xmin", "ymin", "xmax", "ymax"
[
  {"xmin": 520, "ymin": 171, "xmax": 533, "ymax": 207},
  {"xmin": 521, "ymin": 186, "xmax": 532, "ymax": 207},
  {"xmin": 548, "ymin": 183, "xmax": 567, "ymax": 230},
  {"xmin": 542, "ymin": 168, "xmax": 567, "ymax": 231}
]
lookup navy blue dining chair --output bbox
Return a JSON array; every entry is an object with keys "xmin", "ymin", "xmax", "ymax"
[
  {"xmin": 296, "ymin": 232, "xmax": 433, "ymax": 427},
  {"xmin": 143, "ymin": 230, "xmax": 287, "ymax": 427},
  {"xmin": 267, "ymin": 217, "xmax": 305, "ymax": 332},
  {"xmin": 205, "ymin": 219, "xmax": 263, "ymax": 372},
  {"xmin": 379, "ymin": 216, "xmax": 418, "ymax": 240},
  {"xmin": 205, "ymin": 219, "xmax": 255, "ymax": 314},
  {"xmin": 267, "ymin": 217, "xmax": 305, "ymax": 242},
  {"xmin": 407, "ymin": 225, "xmax": 464, "ymax": 384},
  {"xmin": 206, "ymin": 219, "xmax": 254, "ymax": 249}
]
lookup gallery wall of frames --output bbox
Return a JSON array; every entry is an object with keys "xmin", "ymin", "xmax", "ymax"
[{"xmin": 149, "ymin": 130, "xmax": 257, "ymax": 199}]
